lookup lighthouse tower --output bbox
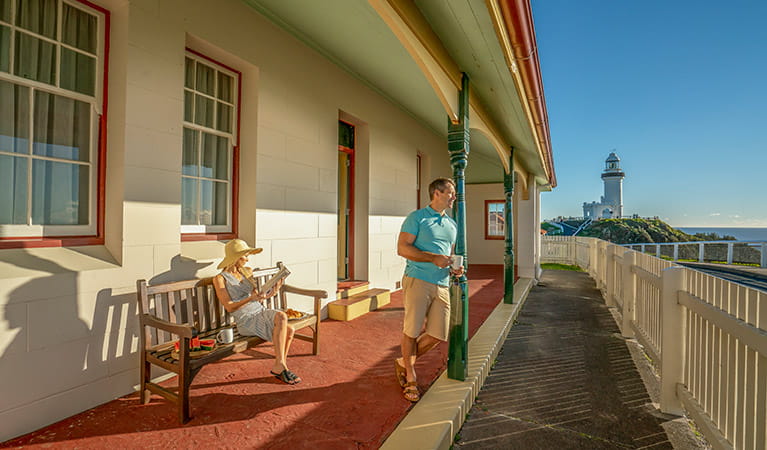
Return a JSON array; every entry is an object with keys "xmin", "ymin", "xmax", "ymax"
[
  {"xmin": 582, "ymin": 152, "xmax": 625, "ymax": 219},
  {"xmin": 601, "ymin": 152, "xmax": 625, "ymax": 218}
]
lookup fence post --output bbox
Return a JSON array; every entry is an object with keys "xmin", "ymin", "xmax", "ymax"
[
  {"xmin": 762, "ymin": 243, "xmax": 767, "ymax": 268},
  {"xmin": 660, "ymin": 266, "xmax": 686, "ymax": 415},
  {"xmin": 621, "ymin": 250, "xmax": 636, "ymax": 338},
  {"xmin": 726, "ymin": 243, "xmax": 733, "ymax": 265},
  {"xmin": 673, "ymin": 244, "xmax": 678, "ymax": 261},
  {"xmin": 605, "ymin": 245, "xmax": 615, "ymax": 306},
  {"xmin": 590, "ymin": 239, "xmax": 598, "ymax": 278},
  {"xmin": 698, "ymin": 243, "xmax": 704, "ymax": 263},
  {"xmin": 656, "ymin": 244, "xmax": 661, "ymax": 258}
]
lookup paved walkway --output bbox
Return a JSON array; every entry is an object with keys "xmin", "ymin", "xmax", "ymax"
[
  {"xmin": 2, "ymin": 267, "xmax": 504, "ymax": 449},
  {"xmin": 455, "ymin": 269, "xmax": 708, "ymax": 449}
]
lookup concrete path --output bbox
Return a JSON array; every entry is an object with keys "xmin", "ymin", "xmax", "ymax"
[{"xmin": 455, "ymin": 269, "xmax": 707, "ymax": 450}]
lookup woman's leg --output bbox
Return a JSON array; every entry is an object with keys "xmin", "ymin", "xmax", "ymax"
[
  {"xmin": 271, "ymin": 311, "xmax": 288, "ymax": 374},
  {"xmin": 284, "ymin": 326, "xmax": 295, "ymax": 360}
]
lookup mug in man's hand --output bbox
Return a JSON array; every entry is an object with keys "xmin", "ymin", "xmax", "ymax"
[{"xmin": 450, "ymin": 255, "xmax": 463, "ymax": 270}]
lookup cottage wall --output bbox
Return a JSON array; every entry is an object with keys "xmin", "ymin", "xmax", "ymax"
[{"xmin": 0, "ymin": 0, "xmax": 451, "ymax": 440}]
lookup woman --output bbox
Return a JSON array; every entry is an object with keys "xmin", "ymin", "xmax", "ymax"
[{"xmin": 213, "ymin": 239, "xmax": 301, "ymax": 385}]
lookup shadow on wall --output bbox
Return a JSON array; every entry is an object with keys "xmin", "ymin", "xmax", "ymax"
[
  {"xmin": 1, "ymin": 251, "xmax": 92, "ymax": 426},
  {"xmin": 0, "ymin": 252, "xmax": 213, "ymax": 437}
]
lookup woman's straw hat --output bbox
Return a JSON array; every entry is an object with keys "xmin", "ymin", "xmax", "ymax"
[{"xmin": 218, "ymin": 239, "xmax": 263, "ymax": 269}]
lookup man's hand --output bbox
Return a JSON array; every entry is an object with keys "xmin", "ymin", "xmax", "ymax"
[
  {"xmin": 450, "ymin": 266, "xmax": 465, "ymax": 277},
  {"xmin": 431, "ymin": 254, "xmax": 451, "ymax": 268}
]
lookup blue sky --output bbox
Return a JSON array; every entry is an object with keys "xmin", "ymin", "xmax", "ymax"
[{"xmin": 532, "ymin": 0, "xmax": 767, "ymax": 227}]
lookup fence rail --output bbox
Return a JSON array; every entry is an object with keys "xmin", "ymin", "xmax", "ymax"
[
  {"xmin": 542, "ymin": 236, "xmax": 767, "ymax": 450},
  {"xmin": 624, "ymin": 240, "xmax": 767, "ymax": 268}
]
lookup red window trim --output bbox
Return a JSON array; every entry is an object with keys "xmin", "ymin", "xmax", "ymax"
[
  {"xmin": 484, "ymin": 199, "xmax": 505, "ymax": 240},
  {"xmin": 0, "ymin": 0, "xmax": 110, "ymax": 250},
  {"xmin": 181, "ymin": 48, "xmax": 242, "ymax": 242}
]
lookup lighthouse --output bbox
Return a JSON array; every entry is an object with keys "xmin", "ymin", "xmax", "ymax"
[{"xmin": 583, "ymin": 152, "xmax": 625, "ymax": 219}]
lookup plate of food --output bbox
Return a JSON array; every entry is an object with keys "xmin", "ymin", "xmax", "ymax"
[{"xmin": 285, "ymin": 308, "xmax": 306, "ymax": 320}]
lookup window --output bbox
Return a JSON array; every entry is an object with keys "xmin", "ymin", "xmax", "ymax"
[
  {"xmin": 181, "ymin": 50, "xmax": 240, "ymax": 238},
  {"xmin": 485, "ymin": 200, "xmax": 505, "ymax": 240},
  {"xmin": 0, "ymin": 0, "xmax": 108, "ymax": 246}
]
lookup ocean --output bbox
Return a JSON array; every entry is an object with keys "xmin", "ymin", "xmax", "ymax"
[{"xmin": 677, "ymin": 227, "xmax": 767, "ymax": 241}]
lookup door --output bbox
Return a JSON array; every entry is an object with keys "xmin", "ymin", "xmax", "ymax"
[{"xmin": 338, "ymin": 121, "xmax": 355, "ymax": 281}]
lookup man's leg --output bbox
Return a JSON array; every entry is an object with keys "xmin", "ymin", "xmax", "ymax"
[{"xmin": 401, "ymin": 334, "xmax": 418, "ymax": 382}]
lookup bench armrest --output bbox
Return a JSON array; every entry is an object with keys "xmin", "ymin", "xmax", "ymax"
[
  {"xmin": 283, "ymin": 284, "xmax": 328, "ymax": 299},
  {"xmin": 141, "ymin": 314, "xmax": 195, "ymax": 339}
]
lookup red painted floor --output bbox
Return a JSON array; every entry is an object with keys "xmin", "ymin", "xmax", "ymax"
[{"xmin": 3, "ymin": 265, "xmax": 503, "ymax": 449}]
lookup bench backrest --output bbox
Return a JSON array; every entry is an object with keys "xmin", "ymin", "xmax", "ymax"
[{"xmin": 137, "ymin": 262, "xmax": 289, "ymax": 346}]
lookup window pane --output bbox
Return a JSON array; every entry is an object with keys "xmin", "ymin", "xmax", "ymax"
[
  {"xmin": 195, "ymin": 62, "xmax": 214, "ymax": 96},
  {"xmin": 193, "ymin": 94, "xmax": 214, "ymax": 128},
  {"xmin": 60, "ymin": 48, "xmax": 95, "ymax": 95},
  {"xmin": 31, "ymin": 159, "xmax": 88, "ymax": 225},
  {"xmin": 217, "ymin": 73, "xmax": 232, "ymax": 102},
  {"xmin": 338, "ymin": 121, "xmax": 354, "ymax": 148},
  {"xmin": 0, "ymin": 25, "xmax": 9, "ymax": 72},
  {"xmin": 200, "ymin": 180, "xmax": 227, "ymax": 225},
  {"xmin": 216, "ymin": 102, "xmax": 232, "ymax": 133},
  {"xmin": 181, "ymin": 177, "xmax": 198, "ymax": 225},
  {"xmin": 183, "ymin": 90, "xmax": 193, "ymax": 122},
  {"xmin": 14, "ymin": 32, "xmax": 56, "ymax": 84},
  {"xmin": 33, "ymin": 90, "xmax": 91, "ymax": 161},
  {"xmin": 1, "ymin": 0, "xmax": 10, "ymax": 22},
  {"xmin": 0, "ymin": 154, "xmax": 28, "ymax": 224},
  {"xmin": 62, "ymin": 3, "xmax": 97, "ymax": 53},
  {"xmin": 184, "ymin": 57, "xmax": 194, "ymax": 88},
  {"xmin": 487, "ymin": 202, "xmax": 504, "ymax": 236},
  {"xmin": 201, "ymin": 132, "xmax": 228, "ymax": 180},
  {"xmin": 0, "ymin": 79, "xmax": 30, "ymax": 153},
  {"xmin": 15, "ymin": 0, "xmax": 57, "ymax": 39},
  {"xmin": 182, "ymin": 127, "xmax": 198, "ymax": 176}
]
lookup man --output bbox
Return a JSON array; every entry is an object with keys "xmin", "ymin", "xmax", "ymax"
[{"xmin": 395, "ymin": 177, "xmax": 464, "ymax": 402}]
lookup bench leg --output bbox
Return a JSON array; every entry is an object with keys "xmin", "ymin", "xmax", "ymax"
[
  {"xmin": 179, "ymin": 366, "xmax": 191, "ymax": 423},
  {"xmin": 141, "ymin": 358, "xmax": 152, "ymax": 404},
  {"xmin": 312, "ymin": 322, "xmax": 320, "ymax": 355}
]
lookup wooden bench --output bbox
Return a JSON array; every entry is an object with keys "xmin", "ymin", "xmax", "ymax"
[{"xmin": 136, "ymin": 262, "xmax": 327, "ymax": 423}]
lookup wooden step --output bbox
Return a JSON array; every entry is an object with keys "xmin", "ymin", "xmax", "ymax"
[
  {"xmin": 328, "ymin": 288, "xmax": 391, "ymax": 321},
  {"xmin": 336, "ymin": 280, "xmax": 370, "ymax": 299}
]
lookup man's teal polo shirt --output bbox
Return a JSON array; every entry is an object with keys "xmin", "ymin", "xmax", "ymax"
[{"xmin": 400, "ymin": 206, "xmax": 457, "ymax": 287}]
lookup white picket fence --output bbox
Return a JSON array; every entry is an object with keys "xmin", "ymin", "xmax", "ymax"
[{"xmin": 542, "ymin": 236, "xmax": 767, "ymax": 450}]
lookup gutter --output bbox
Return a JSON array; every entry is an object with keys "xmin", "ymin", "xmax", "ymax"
[{"xmin": 499, "ymin": 0, "xmax": 557, "ymax": 187}]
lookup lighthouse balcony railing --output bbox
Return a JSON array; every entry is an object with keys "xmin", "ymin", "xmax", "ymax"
[{"xmin": 541, "ymin": 235, "xmax": 767, "ymax": 450}]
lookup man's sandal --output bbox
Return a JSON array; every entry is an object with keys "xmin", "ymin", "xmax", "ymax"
[
  {"xmin": 394, "ymin": 360, "xmax": 407, "ymax": 387},
  {"xmin": 403, "ymin": 382, "xmax": 420, "ymax": 402}
]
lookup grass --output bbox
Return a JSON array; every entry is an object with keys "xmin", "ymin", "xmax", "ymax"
[{"xmin": 541, "ymin": 263, "xmax": 584, "ymax": 272}]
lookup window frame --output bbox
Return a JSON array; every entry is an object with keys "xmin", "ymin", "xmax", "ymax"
[
  {"xmin": 484, "ymin": 199, "xmax": 505, "ymax": 240},
  {"xmin": 0, "ymin": 0, "xmax": 109, "ymax": 249},
  {"xmin": 180, "ymin": 48, "xmax": 241, "ymax": 242}
]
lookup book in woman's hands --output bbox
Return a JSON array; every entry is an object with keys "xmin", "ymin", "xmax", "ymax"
[{"xmin": 259, "ymin": 265, "xmax": 291, "ymax": 295}]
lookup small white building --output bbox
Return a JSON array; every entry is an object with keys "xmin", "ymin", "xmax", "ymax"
[{"xmin": 583, "ymin": 152, "xmax": 625, "ymax": 219}]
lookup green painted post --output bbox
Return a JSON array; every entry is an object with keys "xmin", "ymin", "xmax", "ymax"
[
  {"xmin": 504, "ymin": 150, "xmax": 515, "ymax": 304},
  {"xmin": 447, "ymin": 73, "xmax": 470, "ymax": 381}
]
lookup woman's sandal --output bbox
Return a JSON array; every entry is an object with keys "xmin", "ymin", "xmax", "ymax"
[
  {"xmin": 394, "ymin": 359, "xmax": 407, "ymax": 387},
  {"xmin": 402, "ymin": 381, "xmax": 420, "ymax": 402},
  {"xmin": 270, "ymin": 369, "xmax": 300, "ymax": 385}
]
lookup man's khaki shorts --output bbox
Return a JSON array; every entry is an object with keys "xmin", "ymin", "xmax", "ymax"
[{"xmin": 402, "ymin": 276, "xmax": 450, "ymax": 341}]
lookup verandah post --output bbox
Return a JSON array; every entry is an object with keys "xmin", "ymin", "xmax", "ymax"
[
  {"xmin": 503, "ymin": 150, "xmax": 514, "ymax": 304},
  {"xmin": 447, "ymin": 73, "xmax": 470, "ymax": 381}
]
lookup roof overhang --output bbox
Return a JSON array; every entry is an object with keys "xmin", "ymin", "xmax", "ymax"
[{"xmin": 241, "ymin": 0, "xmax": 555, "ymax": 187}]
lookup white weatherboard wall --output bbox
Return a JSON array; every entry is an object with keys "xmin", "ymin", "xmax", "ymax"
[
  {"xmin": 0, "ymin": 0, "xmax": 451, "ymax": 441},
  {"xmin": 466, "ymin": 183, "xmax": 506, "ymax": 265}
]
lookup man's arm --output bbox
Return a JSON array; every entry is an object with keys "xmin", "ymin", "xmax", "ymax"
[{"xmin": 397, "ymin": 232, "xmax": 451, "ymax": 268}]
